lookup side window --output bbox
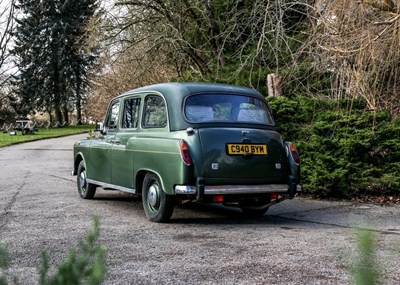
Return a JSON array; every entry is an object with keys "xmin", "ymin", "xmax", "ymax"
[
  {"xmin": 105, "ymin": 100, "xmax": 120, "ymax": 130},
  {"xmin": 142, "ymin": 95, "xmax": 167, "ymax": 128},
  {"xmin": 122, "ymin": 97, "xmax": 141, "ymax": 129}
]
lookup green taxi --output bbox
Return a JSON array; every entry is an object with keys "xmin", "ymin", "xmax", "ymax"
[{"xmin": 72, "ymin": 82, "xmax": 301, "ymax": 222}]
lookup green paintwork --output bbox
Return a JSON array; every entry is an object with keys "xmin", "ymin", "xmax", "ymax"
[{"xmin": 73, "ymin": 82, "xmax": 300, "ymax": 198}]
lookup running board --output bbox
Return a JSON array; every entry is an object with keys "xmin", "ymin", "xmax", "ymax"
[{"xmin": 86, "ymin": 179, "xmax": 136, "ymax": 194}]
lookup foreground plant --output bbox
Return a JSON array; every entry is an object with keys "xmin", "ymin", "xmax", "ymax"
[
  {"xmin": 0, "ymin": 244, "xmax": 17, "ymax": 285},
  {"xmin": 0, "ymin": 218, "xmax": 106, "ymax": 285},
  {"xmin": 352, "ymin": 229, "xmax": 382, "ymax": 285}
]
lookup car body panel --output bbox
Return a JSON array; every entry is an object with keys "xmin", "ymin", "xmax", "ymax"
[{"xmin": 198, "ymin": 128, "xmax": 288, "ymax": 182}]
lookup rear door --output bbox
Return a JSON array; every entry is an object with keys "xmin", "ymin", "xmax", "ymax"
[{"xmin": 111, "ymin": 96, "xmax": 141, "ymax": 190}]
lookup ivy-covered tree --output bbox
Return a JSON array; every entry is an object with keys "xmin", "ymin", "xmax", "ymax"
[{"xmin": 13, "ymin": 0, "xmax": 99, "ymax": 124}]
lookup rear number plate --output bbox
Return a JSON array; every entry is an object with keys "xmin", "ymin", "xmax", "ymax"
[{"xmin": 226, "ymin": 143, "xmax": 267, "ymax": 155}]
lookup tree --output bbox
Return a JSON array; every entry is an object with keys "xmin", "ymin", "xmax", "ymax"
[
  {"xmin": 0, "ymin": 0, "xmax": 17, "ymax": 124},
  {"xmin": 12, "ymin": 0, "xmax": 44, "ymax": 116},
  {"xmin": 12, "ymin": 0, "xmax": 99, "ymax": 124},
  {"xmin": 306, "ymin": 0, "xmax": 400, "ymax": 115},
  {"xmin": 99, "ymin": 0, "xmax": 310, "ymax": 87},
  {"xmin": 57, "ymin": 0, "xmax": 100, "ymax": 124},
  {"xmin": 0, "ymin": 0, "xmax": 15, "ymax": 90}
]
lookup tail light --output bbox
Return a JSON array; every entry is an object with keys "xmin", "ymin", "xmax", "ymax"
[
  {"xmin": 214, "ymin": 195, "xmax": 225, "ymax": 203},
  {"xmin": 271, "ymin": 193, "xmax": 279, "ymax": 200},
  {"xmin": 288, "ymin": 142, "xmax": 301, "ymax": 165},
  {"xmin": 179, "ymin": 140, "xmax": 192, "ymax": 166}
]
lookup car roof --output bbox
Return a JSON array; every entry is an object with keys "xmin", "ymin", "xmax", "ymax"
[{"xmin": 120, "ymin": 82, "xmax": 263, "ymax": 99}]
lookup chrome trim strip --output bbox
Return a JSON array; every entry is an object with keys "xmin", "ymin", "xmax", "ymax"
[
  {"xmin": 86, "ymin": 179, "xmax": 136, "ymax": 194},
  {"xmin": 204, "ymin": 184, "xmax": 289, "ymax": 195},
  {"xmin": 176, "ymin": 184, "xmax": 302, "ymax": 195}
]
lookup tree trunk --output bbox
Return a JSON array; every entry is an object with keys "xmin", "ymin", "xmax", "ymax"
[
  {"xmin": 76, "ymin": 70, "xmax": 83, "ymax": 125},
  {"xmin": 267, "ymin": 74, "xmax": 283, "ymax": 97},
  {"xmin": 54, "ymin": 105, "xmax": 63, "ymax": 127},
  {"xmin": 62, "ymin": 104, "xmax": 69, "ymax": 125}
]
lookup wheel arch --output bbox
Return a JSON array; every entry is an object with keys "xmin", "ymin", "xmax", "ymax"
[
  {"xmin": 73, "ymin": 153, "xmax": 85, "ymax": 176},
  {"xmin": 135, "ymin": 169, "xmax": 171, "ymax": 195}
]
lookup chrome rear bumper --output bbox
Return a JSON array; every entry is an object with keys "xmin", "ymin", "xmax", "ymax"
[{"xmin": 175, "ymin": 184, "xmax": 302, "ymax": 195}]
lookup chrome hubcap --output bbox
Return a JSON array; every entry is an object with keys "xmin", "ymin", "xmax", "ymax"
[
  {"xmin": 148, "ymin": 184, "xmax": 159, "ymax": 208},
  {"xmin": 79, "ymin": 171, "xmax": 87, "ymax": 192}
]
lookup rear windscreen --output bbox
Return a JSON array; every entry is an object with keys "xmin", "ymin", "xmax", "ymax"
[{"xmin": 184, "ymin": 94, "xmax": 274, "ymax": 125}]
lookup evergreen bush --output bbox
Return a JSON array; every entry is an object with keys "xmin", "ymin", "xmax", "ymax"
[{"xmin": 268, "ymin": 96, "xmax": 400, "ymax": 198}]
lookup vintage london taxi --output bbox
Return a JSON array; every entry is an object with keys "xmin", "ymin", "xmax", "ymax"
[{"xmin": 72, "ymin": 82, "xmax": 301, "ymax": 222}]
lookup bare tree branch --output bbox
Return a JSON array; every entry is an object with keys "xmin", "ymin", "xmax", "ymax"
[
  {"xmin": 306, "ymin": 0, "xmax": 400, "ymax": 115},
  {"xmin": 0, "ymin": 0, "xmax": 16, "ymax": 102}
]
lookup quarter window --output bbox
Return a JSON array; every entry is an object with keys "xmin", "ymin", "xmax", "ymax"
[
  {"xmin": 142, "ymin": 95, "xmax": 167, "ymax": 128},
  {"xmin": 122, "ymin": 97, "xmax": 141, "ymax": 129}
]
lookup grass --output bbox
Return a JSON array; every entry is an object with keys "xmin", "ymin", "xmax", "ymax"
[{"xmin": 0, "ymin": 125, "xmax": 95, "ymax": 148}]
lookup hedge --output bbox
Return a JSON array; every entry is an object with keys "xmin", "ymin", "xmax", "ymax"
[{"xmin": 268, "ymin": 96, "xmax": 400, "ymax": 198}]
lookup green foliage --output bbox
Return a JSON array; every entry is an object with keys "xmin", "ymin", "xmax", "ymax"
[
  {"xmin": 12, "ymin": 0, "xmax": 99, "ymax": 121},
  {"xmin": 40, "ymin": 217, "xmax": 106, "ymax": 285},
  {"xmin": 0, "ymin": 245, "xmax": 11, "ymax": 285},
  {"xmin": 268, "ymin": 96, "xmax": 400, "ymax": 197},
  {"xmin": 0, "ymin": 218, "xmax": 105, "ymax": 285},
  {"xmin": 352, "ymin": 230, "xmax": 381, "ymax": 285}
]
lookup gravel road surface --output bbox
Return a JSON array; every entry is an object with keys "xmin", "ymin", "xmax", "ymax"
[{"xmin": 0, "ymin": 134, "xmax": 399, "ymax": 284}]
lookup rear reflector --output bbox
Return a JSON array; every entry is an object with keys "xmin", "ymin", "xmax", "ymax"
[
  {"xmin": 214, "ymin": 195, "xmax": 225, "ymax": 203},
  {"xmin": 271, "ymin": 193, "xmax": 279, "ymax": 200},
  {"xmin": 288, "ymin": 142, "xmax": 301, "ymax": 165},
  {"xmin": 179, "ymin": 140, "xmax": 192, "ymax": 165}
]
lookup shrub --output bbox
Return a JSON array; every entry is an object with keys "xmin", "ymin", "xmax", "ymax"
[
  {"xmin": 268, "ymin": 96, "xmax": 400, "ymax": 198},
  {"xmin": 0, "ymin": 218, "xmax": 106, "ymax": 285}
]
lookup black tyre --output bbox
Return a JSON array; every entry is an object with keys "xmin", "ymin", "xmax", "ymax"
[
  {"xmin": 142, "ymin": 173, "xmax": 174, "ymax": 223},
  {"xmin": 77, "ymin": 160, "xmax": 96, "ymax": 199}
]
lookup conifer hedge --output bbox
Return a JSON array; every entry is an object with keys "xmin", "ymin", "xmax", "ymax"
[{"xmin": 268, "ymin": 96, "xmax": 400, "ymax": 198}]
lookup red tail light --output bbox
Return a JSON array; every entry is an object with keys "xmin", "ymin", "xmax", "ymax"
[
  {"xmin": 179, "ymin": 140, "xmax": 192, "ymax": 165},
  {"xmin": 271, "ymin": 193, "xmax": 279, "ymax": 200},
  {"xmin": 214, "ymin": 195, "xmax": 225, "ymax": 203},
  {"xmin": 288, "ymin": 142, "xmax": 301, "ymax": 165}
]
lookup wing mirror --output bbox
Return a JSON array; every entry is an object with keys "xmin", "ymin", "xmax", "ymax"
[{"xmin": 95, "ymin": 122, "xmax": 104, "ymax": 133}]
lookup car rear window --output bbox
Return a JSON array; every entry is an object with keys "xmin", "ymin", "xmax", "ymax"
[{"xmin": 184, "ymin": 94, "xmax": 274, "ymax": 125}]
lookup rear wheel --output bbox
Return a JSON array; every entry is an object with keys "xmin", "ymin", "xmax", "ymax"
[
  {"xmin": 77, "ymin": 160, "xmax": 96, "ymax": 199},
  {"xmin": 142, "ymin": 173, "xmax": 174, "ymax": 223}
]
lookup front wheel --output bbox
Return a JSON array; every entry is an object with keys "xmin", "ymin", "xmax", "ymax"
[
  {"xmin": 77, "ymin": 160, "xmax": 96, "ymax": 199},
  {"xmin": 142, "ymin": 173, "xmax": 174, "ymax": 223}
]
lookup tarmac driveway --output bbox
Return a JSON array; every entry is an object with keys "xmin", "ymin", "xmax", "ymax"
[{"xmin": 0, "ymin": 134, "xmax": 399, "ymax": 284}]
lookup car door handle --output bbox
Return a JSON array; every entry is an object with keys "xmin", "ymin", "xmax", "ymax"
[{"xmin": 111, "ymin": 139, "xmax": 121, "ymax": 144}]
